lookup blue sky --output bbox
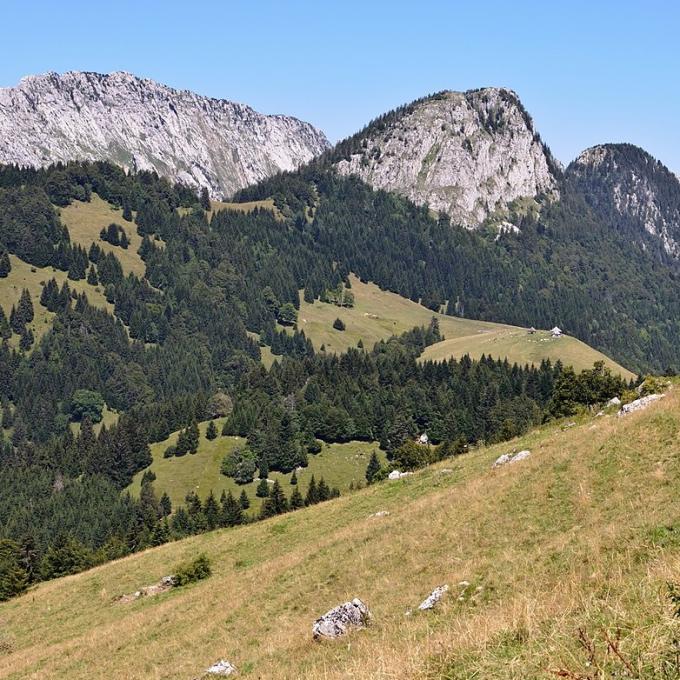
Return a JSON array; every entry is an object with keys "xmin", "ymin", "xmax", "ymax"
[{"xmin": 1, "ymin": 0, "xmax": 678, "ymax": 171}]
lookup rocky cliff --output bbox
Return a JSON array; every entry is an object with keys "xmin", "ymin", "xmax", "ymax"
[
  {"xmin": 0, "ymin": 71, "xmax": 330, "ymax": 198},
  {"xmin": 566, "ymin": 143, "xmax": 680, "ymax": 257},
  {"xmin": 329, "ymin": 88, "xmax": 560, "ymax": 226}
]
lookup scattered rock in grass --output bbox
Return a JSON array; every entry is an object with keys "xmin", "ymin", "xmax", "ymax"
[
  {"xmin": 618, "ymin": 394, "xmax": 664, "ymax": 417},
  {"xmin": 439, "ymin": 468, "xmax": 453, "ymax": 474},
  {"xmin": 388, "ymin": 470, "xmax": 412, "ymax": 480},
  {"xmin": 596, "ymin": 411, "xmax": 605, "ymax": 417},
  {"xmin": 369, "ymin": 510, "xmax": 390, "ymax": 518},
  {"xmin": 562, "ymin": 421, "xmax": 576, "ymax": 430},
  {"xmin": 117, "ymin": 575, "xmax": 177, "ymax": 603},
  {"xmin": 606, "ymin": 396, "xmax": 621, "ymax": 407},
  {"xmin": 204, "ymin": 660, "xmax": 237, "ymax": 676},
  {"xmin": 418, "ymin": 584, "xmax": 449, "ymax": 610},
  {"xmin": 312, "ymin": 598, "xmax": 371, "ymax": 639},
  {"xmin": 492, "ymin": 450, "xmax": 530, "ymax": 468}
]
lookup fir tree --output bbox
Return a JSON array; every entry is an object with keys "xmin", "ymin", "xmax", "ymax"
[
  {"xmin": 305, "ymin": 475, "xmax": 318, "ymax": 506},
  {"xmin": 17, "ymin": 288, "xmax": 34, "ymax": 324},
  {"xmin": 200, "ymin": 186, "xmax": 211, "ymax": 211},
  {"xmin": 365, "ymin": 451, "xmax": 381, "ymax": 484},
  {"xmin": 187, "ymin": 420, "xmax": 200, "ymax": 454},
  {"xmin": 0, "ymin": 307, "xmax": 10, "ymax": 340},
  {"xmin": 255, "ymin": 478, "xmax": 270, "ymax": 498},
  {"xmin": 259, "ymin": 479, "xmax": 288, "ymax": 518},
  {"xmin": 317, "ymin": 477, "xmax": 331, "ymax": 502},
  {"xmin": 87, "ymin": 265, "xmax": 98, "ymax": 286},
  {"xmin": 203, "ymin": 491, "xmax": 220, "ymax": 530},
  {"xmin": 159, "ymin": 492, "xmax": 172, "ymax": 517},
  {"xmin": 239, "ymin": 490, "xmax": 250, "ymax": 510},
  {"xmin": 119, "ymin": 230, "xmax": 129, "ymax": 249},
  {"xmin": 221, "ymin": 491, "xmax": 243, "ymax": 527},
  {"xmin": 88, "ymin": 242, "xmax": 101, "ymax": 263},
  {"xmin": 289, "ymin": 487, "xmax": 304, "ymax": 510},
  {"xmin": 290, "ymin": 469, "xmax": 298, "ymax": 485},
  {"xmin": 122, "ymin": 199, "xmax": 133, "ymax": 222},
  {"xmin": 19, "ymin": 327, "xmax": 34, "ymax": 352},
  {"xmin": 9, "ymin": 306, "xmax": 23, "ymax": 335},
  {"xmin": 0, "ymin": 539, "xmax": 28, "ymax": 601},
  {"xmin": 0, "ymin": 251, "xmax": 10, "ymax": 278},
  {"xmin": 206, "ymin": 420, "xmax": 218, "ymax": 441}
]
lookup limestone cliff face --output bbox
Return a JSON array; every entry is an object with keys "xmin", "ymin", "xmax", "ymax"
[
  {"xmin": 0, "ymin": 71, "xmax": 330, "ymax": 198},
  {"xmin": 567, "ymin": 144, "xmax": 680, "ymax": 257},
  {"xmin": 331, "ymin": 88, "xmax": 559, "ymax": 226}
]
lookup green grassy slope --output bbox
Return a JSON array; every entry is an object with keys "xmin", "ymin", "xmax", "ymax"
[
  {"xmin": 128, "ymin": 419, "xmax": 385, "ymax": 511},
  {"xmin": 295, "ymin": 275, "xmax": 634, "ymax": 379},
  {"xmin": 0, "ymin": 254, "xmax": 113, "ymax": 348},
  {"xmin": 2, "ymin": 388, "xmax": 678, "ymax": 679}
]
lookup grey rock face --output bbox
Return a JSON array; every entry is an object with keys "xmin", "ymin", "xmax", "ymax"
[
  {"xmin": 334, "ymin": 88, "xmax": 559, "ymax": 226},
  {"xmin": 312, "ymin": 598, "xmax": 371, "ymax": 639},
  {"xmin": 493, "ymin": 450, "xmax": 530, "ymax": 468},
  {"xmin": 0, "ymin": 71, "xmax": 330, "ymax": 198},
  {"xmin": 618, "ymin": 394, "xmax": 664, "ymax": 416},
  {"xmin": 567, "ymin": 144, "xmax": 680, "ymax": 257}
]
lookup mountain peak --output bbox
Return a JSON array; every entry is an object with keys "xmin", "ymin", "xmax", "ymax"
[
  {"xmin": 567, "ymin": 143, "xmax": 680, "ymax": 257},
  {"xmin": 0, "ymin": 71, "xmax": 330, "ymax": 198},
  {"xmin": 327, "ymin": 87, "xmax": 559, "ymax": 226}
]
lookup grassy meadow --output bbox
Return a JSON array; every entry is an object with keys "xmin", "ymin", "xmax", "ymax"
[
  {"xmin": 128, "ymin": 418, "xmax": 385, "ymax": 512},
  {"xmin": 292, "ymin": 275, "xmax": 634, "ymax": 379},
  {"xmin": 1, "ymin": 386, "xmax": 678, "ymax": 678}
]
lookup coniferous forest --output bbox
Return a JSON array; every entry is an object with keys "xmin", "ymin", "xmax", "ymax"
[{"xmin": 0, "ymin": 158, "xmax": 666, "ymax": 594}]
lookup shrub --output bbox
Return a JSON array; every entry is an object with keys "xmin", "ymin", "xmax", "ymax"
[
  {"xmin": 173, "ymin": 553, "xmax": 211, "ymax": 586},
  {"xmin": 332, "ymin": 318, "xmax": 346, "ymax": 331},
  {"xmin": 393, "ymin": 440, "xmax": 435, "ymax": 471}
]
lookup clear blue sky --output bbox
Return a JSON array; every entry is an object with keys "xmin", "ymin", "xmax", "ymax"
[{"xmin": 1, "ymin": 0, "xmax": 678, "ymax": 171}]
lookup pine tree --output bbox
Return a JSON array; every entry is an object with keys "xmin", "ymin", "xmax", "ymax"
[
  {"xmin": 365, "ymin": 451, "xmax": 381, "ymax": 484},
  {"xmin": 289, "ymin": 487, "xmax": 304, "ymax": 510},
  {"xmin": 122, "ymin": 199, "xmax": 133, "ymax": 222},
  {"xmin": 87, "ymin": 265, "xmax": 98, "ymax": 285},
  {"xmin": 159, "ymin": 492, "xmax": 172, "ymax": 517},
  {"xmin": 119, "ymin": 230, "xmax": 129, "ymax": 249},
  {"xmin": 0, "ymin": 539, "xmax": 28, "ymax": 601},
  {"xmin": 221, "ymin": 491, "xmax": 244, "ymax": 527},
  {"xmin": 19, "ymin": 327, "xmax": 34, "ymax": 351},
  {"xmin": 200, "ymin": 187, "xmax": 211, "ymax": 211},
  {"xmin": 187, "ymin": 420, "xmax": 200, "ymax": 454},
  {"xmin": 17, "ymin": 288, "xmax": 34, "ymax": 324},
  {"xmin": 0, "ymin": 252, "xmax": 10, "ymax": 278},
  {"xmin": 0, "ymin": 307, "xmax": 10, "ymax": 340},
  {"xmin": 290, "ymin": 469, "xmax": 298, "ymax": 485},
  {"xmin": 239, "ymin": 490, "xmax": 250, "ymax": 510},
  {"xmin": 206, "ymin": 420, "xmax": 217, "ymax": 441},
  {"xmin": 259, "ymin": 479, "xmax": 288, "ymax": 518},
  {"xmin": 203, "ymin": 491, "xmax": 220, "ymax": 530},
  {"xmin": 9, "ymin": 306, "xmax": 22, "ymax": 335},
  {"xmin": 305, "ymin": 475, "xmax": 318, "ymax": 506},
  {"xmin": 256, "ymin": 478, "xmax": 270, "ymax": 498},
  {"xmin": 88, "ymin": 242, "xmax": 101, "ymax": 263},
  {"xmin": 317, "ymin": 477, "xmax": 330, "ymax": 502}
]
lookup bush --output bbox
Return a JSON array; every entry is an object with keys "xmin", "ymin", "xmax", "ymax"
[
  {"xmin": 69, "ymin": 389, "xmax": 104, "ymax": 423},
  {"xmin": 332, "ymin": 318, "xmax": 346, "ymax": 331},
  {"xmin": 173, "ymin": 553, "xmax": 211, "ymax": 586},
  {"xmin": 393, "ymin": 440, "xmax": 435, "ymax": 471}
]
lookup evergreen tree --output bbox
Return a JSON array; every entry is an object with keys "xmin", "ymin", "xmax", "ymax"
[
  {"xmin": 159, "ymin": 492, "xmax": 172, "ymax": 517},
  {"xmin": 365, "ymin": 451, "xmax": 381, "ymax": 484},
  {"xmin": 290, "ymin": 469, "xmax": 298, "ymax": 485},
  {"xmin": 200, "ymin": 186, "xmax": 211, "ymax": 211},
  {"xmin": 119, "ymin": 230, "xmax": 129, "ymax": 249},
  {"xmin": 256, "ymin": 478, "xmax": 270, "ymax": 498},
  {"xmin": 88, "ymin": 242, "xmax": 102, "ymax": 263},
  {"xmin": 203, "ymin": 491, "xmax": 220, "ymax": 530},
  {"xmin": 305, "ymin": 475, "xmax": 318, "ymax": 506},
  {"xmin": 239, "ymin": 490, "xmax": 250, "ymax": 510},
  {"xmin": 87, "ymin": 265, "xmax": 98, "ymax": 286},
  {"xmin": 0, "ymin": 539, "xmax": 28, "ymax": 601},
  {"xmin": 19, "ymin": 326, "xmax": 33, "ymax": 351},
  {"xmin": 122, "ymin": 199, "xmax": 133, "ymax": 222},
  {"xmin": 171, "ymin": 506, "xmax": 191, "ymax": 537},
  {"xmin": 206, "ymin": 420, "xmax": 218, "ymax": 441},
  {"xmin": 317, "ymin": 477, "xmax": 331, "ymax": 502},
  {"xmin": 40, "ymin": 534, "xmax": 92, "ymax": 580},
  {"xmin": 0, "ymin": 251, "xmax": 10, "ymax": 278},
  {"xmin": 17, "ymin": 288, "xmax": 34, "ymax": 324},
  {"xmin": 333, "ymin": 317, "xmax": 346, "ymax": 331},
  {"xmin": 259, "ymin": 479, "xmax": 288, "ymax": 518},
  {"xmin": 9, "ymin": 306, "xmax": 23, "ymax": 334},
  {"xmin": 221, "ymin": 491, "xmax": 244, "ymax": 526},
  {"xmin": 187, "ymin": 420, "xmax": 200, "ymax": 454},
  {"xmin": 0, "ymin": 307, "xmax": 10, "ymax": 340},
  {"xmin": 289, "ymin": 487, "xmax": 304, "ymax": 510}
]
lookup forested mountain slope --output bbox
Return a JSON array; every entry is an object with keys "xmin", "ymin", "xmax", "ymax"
[{"xmin": 1, "ymin": 384, "xmax": 678, "ymax": 679}]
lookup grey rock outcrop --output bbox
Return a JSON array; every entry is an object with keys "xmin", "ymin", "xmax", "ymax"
[
  {"xmin": 618, "ymin": 394, "xmax": 664, "ymax": 416},
  {"xmin": 493, "ymin": 450, "xmax": 530, "ymax": 468},
  {"xmin": 312, "ymin": 598, "xmax": 371, "ymax": 639},
  {"xmin": 418, "ymin": 585, "xmax": 449, "ymax": 610},
  {"xmin": 0, "ymin": 71, "xmax": 330, "ymax": 198},
  {"xmin": 334, "ymin": 88, "xmax": 559, "ymax": 226},
  {"xmin": 204, "ymin": 660, "xmax": 237, "ymax": 676}
]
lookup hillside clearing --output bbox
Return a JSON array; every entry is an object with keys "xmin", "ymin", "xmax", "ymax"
[
  {"xmin": 58, "ymin": 194, "xmax": 146, "ymax": 277},
  {"xmin": 2, "ymin": 386, "xmax": 678, "ymax": 678},
  {"xmin": 294, "ymin": 275, "xmax": 634, "ymax": 379},
  {"xmin": 128, "ymin": 419, "xmax": 384, "ymax": 511},
  {"xmin": 0, "ymin": 254, "xmax": 113, "ymax": 347}
]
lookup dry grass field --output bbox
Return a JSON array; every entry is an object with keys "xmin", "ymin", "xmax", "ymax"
[{"xmin": 1, "ymin": 386, "xmax": 677, "ymax": 679}]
